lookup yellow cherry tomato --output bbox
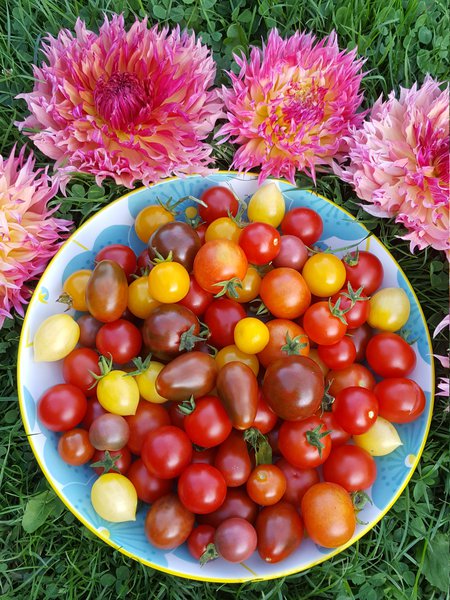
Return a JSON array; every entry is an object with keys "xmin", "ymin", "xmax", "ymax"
[
  {"xmin": 307, "ymin": 348, "xmax": 329, "ymax": 376},
  {"xmin": 234, "ymin": 317, "xmax": 270, "ymax": 354},
  {"xmin": 227, "ymin": 266, "xmax": 261, "ymax": 303},
  {"xmin": 34, "ymin": 314, "xmax": 80, "ymax": 362},
  {"xmin": 353, "ymin": 416, "xmax": 403, "ymax": 456},
  {"xmin": 205, "ymin": 217, "xmax": 242, "ymax": 244},
  {"xmin": 367, "ymin": 288, "xmax": 410, "ymax": 332},
  {"xmin": 302, "ymin": 253, "xmax": 346, "ymax": 297},
  {"xmin": 215, "ymin": 344, "xmax": 260, "ymax": 377},
  {"xmin": 97, "ymin": 370, "xmax": 140, "ymax": 415},
  {"xmin": 136, "ymin": 361, "xmax": 168, "ymax": 403},
  {"xmin": 91, "ymin": 473, "xmax": 137, "ymax": 522},
  {"xmin": 135, "ymin": 205, "xmax": 174, "ymax": 243},
  {"xmin": 248, "ymin": 183, "xmax": 285, "ymax": 227},
  {"xmin": 127, "ymin": 276, "xmax": 160, "ymax": 319},
  {"xmin": 59, "ymin": 269, "xmax": 91, "ymax": 311},
  {"xmin": 148, "ymin": 262, "xmax": 190, "ymax": 303}
]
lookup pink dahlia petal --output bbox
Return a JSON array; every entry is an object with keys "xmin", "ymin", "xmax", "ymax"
[
  {"xmin": 0, "ymin": 146, "xmax": 72, "ymax": 327},
  {"xmin": 217, "ymin": 29, "xmax": 366, "ymax": 184},
  {"xmin": 433, "ymin": 314, "xmax": 450, "ymax": 338},
  {"xmin": 16, "ymin": 15, "xmax": 224, "ymax": 188},
  {"xmin": 341, "ymin": 76, "xmax": 449, "ymax": 259},
  {"xmin": 436, "ymin": 378, "xmax": 449, "ymax": 398}
]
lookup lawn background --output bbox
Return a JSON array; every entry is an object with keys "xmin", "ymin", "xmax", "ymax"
[{"xmin": 0, "ymin": 0, "xmax": 449, "ymax": 598}]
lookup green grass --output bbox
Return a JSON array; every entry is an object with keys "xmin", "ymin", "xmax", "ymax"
[{"xmin": 0, "ymin": 0, "xmax": 449, "ymax": 598}]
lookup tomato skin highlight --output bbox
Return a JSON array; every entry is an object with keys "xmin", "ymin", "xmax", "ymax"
[
  {"xmin": 239, "ymin": 222, "xmax": 281, "ymax": 265},
  {"xmin": 58, "ymin": 429, "xmax": 95, "ymax": 466},
  {"xmin": 216, "ymin": 361, "xmax": 259, "ymax": 430},
  {"xmin": 86, "ymin": 260, "xmax": 128, "ymax": 323},
  {"xmin": 332, "ymin": 387, "xmax": 378, "ymax": 435},
  {"xmin": 375, "ymin": 378, "xmax": 426, "ymax": 423},
  {"xmin": 323, "ymin": 445, "xmax": 377, "ymax": 491},
  {"xmin": 279, "ymin": 416, "xmax": 332, "ymax": 469},
  {"xmin": 366, "ymin": 333, "xmax": 416, "ymax": 378},
  {"xmin": 276, "ymin": 458, "xmax": 320, "ymax": 505},
  {"xmin": 38, "ymin": 384, "xmax": 87, "ymax": 432},
  {"xmin": 145, "ymin": 493, "xmax": 194, "ymax": 550},
  {"xmin": 260, "ymin": 268, "xmax": 311, "ymax": 319},
  {"xmin": 256, "ymin": 501, "xmax": 304, "ymax": 563},
  {"xmin": 141, "ymin": 426, "xmax": 192, "ymax": 479},
  {"xmin": 214, "ymin": 430, "xmax": 252, "ymax": 487},
  {"xmin": 178, "ymin": 464, "xmax": 227, "ymax": 514},
  {"xmin": 204, "ymin": 299, "xmax": 246, "ymax": 349},
  {"xmin": 127, "ymin": 459, "xmax": 172, "ymax": 504},
  {"xmin": 301, "ymin": 482, "xmax": 356, "ymax": 548}
]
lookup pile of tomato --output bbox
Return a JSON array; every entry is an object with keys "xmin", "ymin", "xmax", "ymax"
[{"xmin": 33, "ymin": 183, "xmax": 426, "ymax": 565}]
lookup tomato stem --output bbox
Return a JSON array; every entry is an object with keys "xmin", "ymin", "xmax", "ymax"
[
  {"xmin": 249, "ymin": 298, "xmax": 270, "ymax": 316},
  {"xmin": 179, "ymin": 324, "xmax": 209, "ymax": 352},
  {"xmin": 328, "ymin": 297, "xmax": 349, "ymax": 326},
  {"xmin": 126, "ymin": 353, "xmax": 153, "ymax": 376},
  {"xmin": 56, "ymin": 291, "xmax": 73, "ymax": 312},
  {"xmin": 319, "ymin": 380, "xmax": 335, "ymax": 413},
  {"xmin": 281, "ymin": 331, "xmax": 308, "ymax": 356},
  {"xmin": 178, "ymin": 395, "xmax": 196, "ymax": 415},
  {"xmin": 343, "ymin": 248, "xmax": 360, "ymax": 266},
  {"xmin": 213, "ymin": 277, "xmax": 243, "ymax": 299},
  {"xmin": 199, "ymin": 543, "xmax": 219, "ymax": 566},
  {"xmin": 90, "ymin": 450, "xmax": 122, "ymax": 474},
  {"xmin": 341, "ymin": 282, "xmax": 368, "ymax": 303},
  {"xmin": 156, "ymin": 194, "xmax": 208, "ymax": 216},
  {"xmin": 305, "ymin": 425, "xmax": 331, "ymax": 458},
  {"xmin": 244, "ymin": 427, "xmax": 273, "ymax": 466},
  {"xmin": 151, "ymin": 249, "xmax": 173, "ymax": 264},
  {"xmin": 88, "ymin": 354, "xmax": 114, "ymax": 386}
]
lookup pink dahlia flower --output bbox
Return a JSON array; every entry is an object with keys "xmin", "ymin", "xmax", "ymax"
[
  {"xmin": 16, "ymin": 15, "xmax": 223, "ymax": 188},
  {"xmin": 0, "ymin": 147, "xmax": 72, "ymax": 327},
  {"xmin": 218, "ymin": 29, "xmax": 365, "ymax": 184},
  {"xmin": 433, "ymin": 315, "xmax": 449, "ymax": 400},
  {"xmin": 340, "ymin": 76, "xmax": 449, "ymax": 258}
]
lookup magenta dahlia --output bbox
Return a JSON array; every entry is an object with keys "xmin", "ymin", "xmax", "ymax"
[
  {"xmin": 0, "ymin": 147, "xmax": 72, "ymax": 326},
  {"xmin": 218, "ymin": 29, "xmax": 365, "ymax": 184},
  {"xmin": 16, "ymin": 15, "xmax": 223, "ymax": 187},
  {"xmin": 340, "ymin": 76, "xmax": 449, "ymax": 258}
]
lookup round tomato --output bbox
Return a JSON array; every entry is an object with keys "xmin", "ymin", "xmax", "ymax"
[
  {"xmin": 205, "ymin": 217, "xmax": 241, "ymax": 244},
  {"xmin": 332, "ymin": 387, "xmax": 378, "ymax": 435},
  {"xmin": 326, "ymin": 363, "xmax": 376, "ymax": 397},
  {"xmin": 247, "ymin": 183, "xmax": 285, "ymax": 227},
  {"xmin": 178, "ymin": 464, "xmax": 227, "ymax": 514},
  {"xmin": 353, "ymin": 416, "xmax": 402, "ymax": 456},
  {"xmin": 318, "ymin": 410, "xmax": 351, "ymax": 448},
  {"xmin": 135, "ymin": 205, "xmax": 174, "ymax": 243},
  {"xmin": 343, "ymin": 250, "xmax": 384, "ymax": 295},
  {"xmin": 128, "ymin": 276, "xmax": 160, "ymax": 319},
  {"xmin": 302, "ymin": 253, "xmax": 346, "ymax": 297},
  {"xmin": 199, "ymin": 186, "xmax": 239, "ymax": 223},
  {"xmin": 331, "ymin": 285, "xmax": 370, "ymax": 329},
  {"xmin": 256, "ymin": 502, "xmax": 304, "ymax": 563},
  {"xmin": 281, "ymin": 207, "xmax": 323, "ymax": 246},
  {"xmin": 276, "ymin": 458, "xmax": 319, "ymax": 505},
  {"xmin": 366, "ymin": 333, "xmax": 416, "ymax": 377},
  {"xmin": 178, "ymin": 275, "xmax": 213, "ymax": 316},
  {"xmin": 303, "ymin": 301, "xmax": 347, "ymax": 346},
  {"xmin": 198, "ymin": 487, "xmax": 258, "ymax": 527},
  {"xmin": 62, "ymin": 348, "xmax": 100, "ymax": 397},
  {"xmin": 318, "ymin": 337, "xmax": 356, "ymax": 371},
  {"xmin": 142, "ymin": 304, "xmax": 200, "ymax": 361},
  {"xmin": 125, "ymin": 401, "xmax": 171, "ymax": 455},
  {"xmin": 301, "ymin": 482, "xmax": 356, "ymax": 548},
  {"xmin": 193, "ymin": 239, "xmax": 248, "ymax": 295},
  {"xmin": 148, "ymin": 261, "xmax": 190, "ymax": 304},
  {"xmin": 215, "ymin": 344, "xmax": 260, "ymax": 377},
  {"xmin": 91, "ymin": 473, "xmax": 137, "ymax": 523},
  {"xmin": 368, "ymin": 287, "xmax": 410, "ymax": 332},
  {"xmin": 148, "ymin": 221, "xmax": 201, "ymax": 272},
  {"xmin": 279, "ymin": 416, "xmax": 331, "ymax": 469},
  {"xmin": 214, "ymin": 518, "xmax": 257, "ymax": 562},
  {"xmin": 273, "ymin": 235, "xmax": 308, "ymax": 271},
  {"xmin": 375, "ymin": 378, "xmax": 426, "ymax": 423},
  {"xmin": 187, "ymin": 525, "xmax": 216, "ymax": 560},
  {"xmin": 214, "ymin": 430, "xmax": 252, "ymax": 487},
  {"xmin": 96, "ymin": 244, "xmax": 137, "ymax": 279},
  {"xmin": 145, "ymin": 493, "xmax": 194, "ymax": 549},
  {"xmin": 141, "ymin": 426, "xmax": 192, "ymax": 479},
  {"xmin": 77, "ymin": 314, "xmax": 102, "ymax": 348},
  {"xmin": 91, "ymin": 448, "xmax": 132, "ymax": 476},
  {"xmin": 260, "ymin": 268, "xmax": 311, "ymax": 319},
  {"xmin": 195, "ymin": 223, "xmax": 207, "ymax": 244},
  {"xmin": 348, "ymin": 323, "xmax": 373, "ymax": 362},
  {"xmin": 89, "ymin": 413, "xmax": 130, "ymax": 451},
  {"xmin": 258, "ymin": 319, "xmax": 309, "ymax": 368},
  {"xmin": 37, "ymin": 384, "xmax": 87, "ymax": 432},
  {"xmin": 59, "ymin": 269, "xmax": 91, "ymax": 312},
  {"xmin": 127, "ymin": 459, "xmax": 172, "ymax": 504},
  {"xmin": 323, "ymin": 445, "xmax": 376, "ymax": 491},
  {"xmin": 239, "ymin": 222, "xmax": 280, "ymax": 265},
  {"xmin": 246, "ymin": 464, "xmax": 287, "ymax": 506},
  {"xmin": 227, "ymin": 266, "xmax": 261, "ymax": 303},
  {"xmin": 58, "ymin": 428, "xmax": 95, "ymax": 466},
  {"xmin": 252, "ymin": 393, "xmax": 278, "ymax": 434},
  {"xmin": 234, "ymin": 317, "xmax": 270, "ymax": 354},
  {"xmin": 204, "ymin": 298, "xmax": 246, "ymax": 348},
  {"xmin": 183, "ymin": 395, "xmax": 232, "ymax": 448},
  {"xmin": 96, "ymin": 370, "xmax": 139, "ymax": 416},
  {"xmin": 96, "ymin": 319, "xmax": 142, "ymax": 364}
]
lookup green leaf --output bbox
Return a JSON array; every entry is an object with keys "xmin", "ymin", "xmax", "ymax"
[
  {"xmin": 100, "ymin": 573, "xmax": 116, "ymax": 586},
  {"xmin": 422, "ymin": 534, "xmax": 450, "ymax": 592},
  {"xmin": 152, "ymin": 5, "xmax": 167, "ymax": 19},
  {"xmin": 418, "ymin": 26, "xmax": 432, "ymax": 44},
  {"xmin": 22, "ymin": 490, "xmax": 64, "ymax": 533}
]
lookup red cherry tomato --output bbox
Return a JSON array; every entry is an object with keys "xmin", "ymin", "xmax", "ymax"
[
  {"xmin": 183, "ymin": 395, "xmax": 232, "ymax": 448},
  {"xmin": 96, "ymin": 244, "xmax": 137, "ymax": 279},
  {"xmin": 323, "ymin": 445, "xmax": 377, "ymax": 491},
  {"xmin": 199, "ymin": 186, "xmax": 239, "ymax": 223},
  {"xmin": 96, "ymin": 319, "xmax": 142, "ymax": 364},
  {"xmin": 272, "ymin": 235, "xmax": 308, "ymax": 271},
  {"xmin": 256, "ymin": 502, "xmax": 304, "ymax": 563},
  {"xmin": 246, "ymin": 464, "xmax": 287, "ymax": 506},
  {"xmin": 331, "ymin": 287, "xmax": 370, "ymax": 329},
  {"xmin": 178, "ymin": 275, "xmax": 214, "ymax": 316},
  {"xmin": 63, "ymin": 348, "xmax": 100, "ymax": 397},
  {"xmin": 127, "ymin": 459, "xmax": 173, "ymax": 503},
  {"xmin": 343, "ymin": 250, "xmax": 384, "ymax": 295},
  {"xmin": 252, "ymin": 393, "xmax": 278, "ymax": 434},
  {"xmin": 319, "ymin": 411, "xmax": 351, "ymax": 448},
  {"xmin": 318, "ymin": 337, "xmax": 356, "ymax": 371},
  {"xmin": 204, "ymin": 298, "xmax": 246, "ymax": 348},
  {"xmin": 214, "ymin": 430, "xmax": 252, "ymax": 487},
  {"xmin": 332, "ymin": 387, "xmax": 378, "ymax": 435},
  {"xmin": 375, "ymin": 378, "xmax": 426, "ymax": 423},
  {"xmin": 281, "ymin": 207, "xmax": 323, "ymax": 246},
  {"xmin": 193, "ymin": 240, "xmax": 248, "ymax": 294},
  {"xmin": 239, "ymin": 222, "xmax": 280, "ymax": 265},
  {"xmin": 178, "ymin": 464, "xmax": 227, "ymax": 514},
  {"xmin": 145, "ymin": 493, "xmax": 194, "ymax": 550},
  {"xmin": 348, "ymin": 323, "xmax": 373, "ymax": 362},
  {"xmin": 91, "ymin": 447, "xmax": 132, "ymax": 475},
  {"xmin": 125, "ymin": 402, "xmax": 171, "ymax": 455},
  {"xmin": 198, "ymin": 487, "xmax": 258, "ymax": 527},
  {"xmin": 276, "ymin": 458, "xmax": 319, "ymax": 505},
  {"xmin": 326, "ymin": 364, "xmax": 376, "ymax": 397},
  {"xmin": 187, "ymin": 525, "xmax": 216, "ymax": 560},
  {"xmin": 58, "ymin": 429, "xmax": 95, "ymax": 466},
  {"xmin": 214, "ymin": 518, "xmax": 257, "ymax": 562},
  {"xmin": 260, "ymin": 268, "xmax": 311, "ymax": 319},
  {"xmin": 141, "ymin": 426, "xmax": 192, "ymax": 479},
  {"xmin": 279, "ymin": 416, "xmax": 332, "ymax": 469},
  {"xmin": 38, "ymin": 384, "xmax": 87, "ymax": 432},
  {"xmin": 191, "ymin": 447, "xmax": 218, "ymax": 465},
  {"xmin": 303, "ymin": 301, "xmax": 347, "ymax": 345},
  {"xmin": 366, "ymin": 333, "xmax": 417, "ymax": 378}
]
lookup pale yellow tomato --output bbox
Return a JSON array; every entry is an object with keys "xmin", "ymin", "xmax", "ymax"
[
  {"xmin": 60, "ymin": 269, "xmax": 92, "ymax": 311},
  {"xmin": 215, "ymin": 344, "xmax": 260, "ymax": 377},
  {"xmin": 91, "ymin": 473, "xmax": 137, "ymax": 522},
  {"xmin": 205, "ymin": 217, "xmax": 242, "ymax": 244},
  {"xmin": 247, "ymin": 183, "xmax": 285, "ymax": 227},
  {"xmin": 227, "ymin": 266, "xmax": 261, "ymax": 303},
  {"xmin": 148, "ymin": 262, "xmax": 190, "ymax": 303},
  {"xmin": 33, "ymin": 314, "xmax": 80, "ymax": 362},
  {"xmin": 234, "ymin": 317, "xmax": 270, "ymax": 354},
  {"xmin": 302, "ymin": 253, "xmax": 347, "ymax": 297},
  {"xmin": 127, "ymin": 276, "xmax": 160, "ymax": 319},
  {"xmin": 136, "ymin": 361, "xmax": 168, "ymax": 403},
  {"xmin": 97, "ymin": 371, "xmax": 140, "ymax": 415},
  {"xmin": 353, "ymin": 416, "xmax": 403, "ymax": 456},
  {"xmin": 368, "ymin": 288, "xmax": 410, "ymax": 332},
  {"xmin": 135, "ymin": 205, "xmax": 174, "ymax": 243}
]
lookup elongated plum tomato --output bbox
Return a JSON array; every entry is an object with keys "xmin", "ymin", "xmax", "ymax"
[
  {"xmin": 96, "ymin": 244, "xmax": 137, "ymax": 279},
  {"xmin": 62, "ymin": 348, "xmax": 100, "ymax": 396},
  {"xmin": 135, "ymin": 205, "xmax": 174, "ymax": 243},
  {"xmin": 96, "ymin": 370, "xmax": 140, "ymax": 416},
  {"xmin": 256, "ymin": 502, "xmax": 304, "ymax": 563},
  {"xmin": 199, "ymin": 186, "xmax": 239, "ymax": 223},
  {"xmin": 38, "ymin": 384, "xmax": 87, "ymax": 431},
  {"xmin": 238, "ymin": 222, "xmax": 280, "ymax": 265},
  {"xmin": 366, "ymin": 333, "xmax": 416, "ymax": 377},
  {"xmin": 368, "ymin": 287, "xmax": 410, "ymax": 331},
  {"xmin": 127, "ymin": 276, "xmax": 160, "ymax": 319},
  {"xmin": 178, "ymin": 464, "xmax": 227, "ymax": 514},
  {"xmin": 141, "ymin": 426, "xmax": 192, "ymax": 479},
  {"xmin": 59, "ymin": 269, "xmax": 91, "ymax": 311},
  {"xmin": 281, "ymin": 207, "xmax": 323, "ymax": 246},
  {"xmin": 262, "ymin": 356, "xmax": 324, "ymax": 421},
  {"xmin": 323, "ymin": 445, "xmax": 377, "ymax": 492},
  {"xmin": 148, "ymin": 261, "xmax": 190, "ymax": 304},
  {"xmin": 272, "ymin": 235, "xmax": 308, "ymax": 271},
  {"xmin": 260, "ymin": 268, "xmax": 311, "ymax": 319},
  {"xmin": 96, "ymin": 319, "xmax": 142, "ymax": 364},
  {"xmin": 302, "ymin": 253, "xmax": 346, "ymax": 297},
  {"xmin": 91, "ymin": 473, "xmax": 137, "ymax": 522},
  {"xmin": 125, "ymin": 401, "xmax": 171, "ymax": 455},
  {"xmin": 127, "ymin": 459, "xmax": 172, "ymax": 504},
  {"xmin": 178, "ymin": 274, "xmax": 213, "ymax": 316},
  {"xmin": 216, "ymin": 362, "xmax": 258, "ymax": 430},
  {"xmin": 34, "ymin": 314, "xmax": 80, "ymax": 362},
  {"xmin": 193, "ymin": 239, "xmax": 248, "ymax": 294},
  {"xmin": 214, "ymin": 517, "xmax": 258, "ymax": 562},
  {"xmin": 86, "ymin": 260, "xmax": 128, "ymax": 323},
  {"xmin": 156, "ymin": 352, "xmax": 218, "ymax": 402},
  {"xmin": 301, "ymin": 482, "xmax": 356, "ymax": 548},
  {"xmin": 216, "ymin": 345, "xmax": 260, "ymax": 377},
  {"xmin": 375, "ymin": 378, "xmax": 426, "ymax": 423},
  {"xmin": 247, "ymin": 183, "xmax": 285, "ymax": 227},
  {"xmin": 343, "ymin": 250, "xmax": 384, "ymax": 295},
  {"xmin": 257, "ymin": 319, "xmax": 309, "ymax": 369},
  {"xmin": 148, "ymin": 221, "xmax": 201, "ymax": 272},
  {"xmin": 145, "ymin": 493, "xmax": 194, "ymax": 549},
  {"xmin": 58, "ymin": 428, "xmax": 95, "ymax": 466},
  {"xmin": 353, "ymin": 417, "xmax": 402, "ymax": 456}
]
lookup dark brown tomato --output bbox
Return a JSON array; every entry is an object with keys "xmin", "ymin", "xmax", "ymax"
[
  {"xmin": 142, "ymin": 304, "xmax": 200, "ymax": 361},
  {"xmin": 214, "ymin": 430, "xmax": 252, "ymax": 487},
  {"xmin": 156, "ymin": 352, "xmax": 218, "ymax": 401},
  {"xmin": 144, "ymin": 493, "xmax": 194, "ymax": 549},
  {"xmin": 198, "ymin": 487, "xmax": 258, "ymax": 527},
  {"xmin": 148, "ymin": 221, "xmax": 201, "ymax": 272},
  {"xmin": 276, "ymin": 458, "xmax": 320, "ymax": 505},
  {"xmin": 256, "ymin": 502, "xmax": 304, "ymax": 563},
  {"xmin": 77, "ymin": 314, "xmax": 102, "ymax": 348},
  {"xmin": 262, "ymin": 356, "xmax": 324, "ymax": 421},
  {"xmin": 85, "ymin": 260, "xmax": 128, "ymax": 323},
  {"xmin": 216, "ymin": 362, "xmax": 259, "ymax": 430}
]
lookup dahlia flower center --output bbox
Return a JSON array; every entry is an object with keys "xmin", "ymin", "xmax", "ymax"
[{"xmin": 94, "ymin": 72, "xmax": 150, "ymax": 130}]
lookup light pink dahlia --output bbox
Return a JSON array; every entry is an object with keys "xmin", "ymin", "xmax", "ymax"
[
  {"xmin": 218, "ymin": 29, "xmax": 366, "ymax": 184},
  {"xmin": 340, "ymin": 76, "xmax": 449, "ymax": 258},
  {"xmin": 433, "ymin": 315, "xmax": 449, "ymax": 400},
  {"xmin": 0, "ymin": 147, "xmax": 72, "ymax": 327},
  {"xmin": 16, "ymin": 15, "xmax": 223, "ymax": 188}
]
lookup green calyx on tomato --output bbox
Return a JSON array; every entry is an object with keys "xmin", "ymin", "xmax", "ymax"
[
  {"xmin": 351, "ymin": 490, "xmax": 373, "ymax": 524},
  {"xmin": 88, "ymin": 354, "xmax": 114, "ymax": 387},
  {"xmin": 126, "ymin": 353, "xmax": 153, "ymax": 376},
  {"xmin": 178, "ymin": 395, "xmax": 197, "ymax": 416},
  {"xmin": 56, "ymin": 291, "xmax": 74, "ymax": 311},
  {"xmin": 151, "ymin": 249, "xmax": 174, "ymax": 264},
  {"xmin": 244, "ymin": 427, "xmax": 273, "ymax": 466},
  {"xmin": 213, "ymin": 277, "xmax": 243, "ymax": 299},
  {"xmin": 341, "ymin": 282, "xmax": 368, "ymax": 303},
  {"xmin": 249, "ymin": 298, "xmax": 270, "ymax": 316},
  {"xmin": 90, "ymin": 449, "xmax": 122, "ymax": 474},
  {"xmin": 305, "ymin": 425, "xmax": 332, "ymax": 458},
  {"xmin": 328, "ymin": 296, "xmax": 350, "ymax": 325},
  {"xmin": 199, "ymin": 542, "xmax": 219, "ymax": 566},
  {"xmin": 157, "ymin": 194, "xmax": 207, "ymax": 217},
  {"xmin": 319, "ymin": 380, "xmax": 335, "ymax": 414},
  {"xmin": 179, "ymin": 324, "xmax": 209, "ymax": 352},
  {"xmin": 281, "ymin": 331, "xmax": 308, "ymax": 356},
  {"xmin": 343, "ymin": 248, "xmax": 360, "ymax": 266}
]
